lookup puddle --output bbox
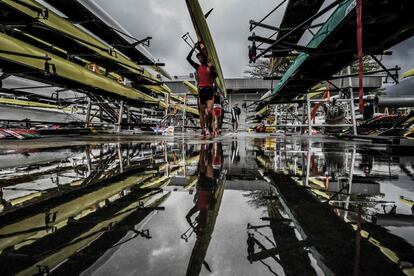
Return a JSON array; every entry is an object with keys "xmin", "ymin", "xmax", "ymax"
[{"xmin": 0, "ymin": 134, "xmax": 413, "ymax": 275}]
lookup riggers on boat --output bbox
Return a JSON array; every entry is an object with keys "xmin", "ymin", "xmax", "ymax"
[
  {"xmin": 0, "ymin": 33, "xmax": 167, "ymax": 109},
  {"xmin": 0, "ymin": 0, "xmax": 162, "ymax": 85},
  {"xmin": 40, "ymin": 0, "xmax": 172, "ymax": 80}
]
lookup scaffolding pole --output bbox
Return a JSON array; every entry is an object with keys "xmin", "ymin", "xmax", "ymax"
[
  {"xmin": 274, "ymin": 105, "xmax": 278, "ymax": 133},
  {"xmin": 347, "ymin": 66, "xmax": 358, "ymax": 135},
  {"xmin": 84, "ymin": 97, "xmax": 92, "ymax": 128},
  {"xmin": 117, "ymin": 101, "xmax": 124, "ymax": 133},
  {"xmin": 306, "ymin": 94, "xmax": 312, "ymax": 136}
]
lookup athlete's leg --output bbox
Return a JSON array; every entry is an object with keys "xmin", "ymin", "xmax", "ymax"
[
  {"xmin": 198, "ymin": 97, "xmax": 206, "ymax": 134},
  {"xmin": 217, "ymin": 109, "xmax": 223, "ymax": 133},
  {"xmin": 212, "ymin": 109, "xmax": 217, "ymax": 134},
  {"xmin": 206, "ymin": 99, "xmax": 214, "ymax": 133}
]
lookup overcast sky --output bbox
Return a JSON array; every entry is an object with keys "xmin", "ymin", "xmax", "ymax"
[{"xmin": 96, "ymin": 0, "xmax": 414, "ymax": 79}]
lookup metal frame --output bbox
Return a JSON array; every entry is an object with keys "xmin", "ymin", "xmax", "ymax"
[{"xmin": 253, "ymin": 0, "xmax": 342, "ymax": 61}]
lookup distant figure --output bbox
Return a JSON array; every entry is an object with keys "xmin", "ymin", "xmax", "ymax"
[
  {"xmin": 231, "ymin": 139, "xmax": 240, "ymax": 164},
  {"xmin": 363, "ymin": 102, "xmax": 374, "ymax": 120},
  {"xmin": 231, "ymin": 104, "xmax": 241, "ymax": 132},
  {"xmin": 187, "ymin": 43, "xmax": 218, "ymax": 136},
  {"xmin": 248, "ymin": 38, "xmax": 257, "ymax": 63},
  {"xmin": 213, "ymin": 89, "xmax": 223, "ymax": 134}
]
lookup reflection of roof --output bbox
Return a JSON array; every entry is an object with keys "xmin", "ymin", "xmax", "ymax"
[
  {"xmin": 270, "ymin": 0, "xmax": 414, "ymax": 102},
  {"xmin": 382, "ymin": 76, "xmax": 414, "ymax": 98}
]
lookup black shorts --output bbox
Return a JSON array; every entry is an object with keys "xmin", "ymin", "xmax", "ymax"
[
  {"xmin": 198, "ymin": 174, "xmax": 216, "ymax": 189},
  {"xmin": 198, "ymin": 87, "xmax": 214, "ymax": 105}
]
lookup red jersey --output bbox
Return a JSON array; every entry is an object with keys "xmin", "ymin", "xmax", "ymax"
[
  {"xmin": 197, "ymin": 64, "xmax": 214, "ymax": 87},
  {"xmin": 197, "ymin": 190, "xmax": 212, "ymax": 211}
]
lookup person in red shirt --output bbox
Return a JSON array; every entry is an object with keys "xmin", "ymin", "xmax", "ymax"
[
  {"xmin": 187, "ymin": 43, "xmax": 218, "ymax": 136},
  {"xmin": 185, "ymin": 143, "xmax": 217, "ymax": 235},
  {"xmin": 213, "ymin": 89, "xmax": 223, "ymax": 135}
]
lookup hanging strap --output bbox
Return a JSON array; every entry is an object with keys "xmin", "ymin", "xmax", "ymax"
[{"xmin": 357, "ymin": 0, "xmax": 364, "ymax": 114}]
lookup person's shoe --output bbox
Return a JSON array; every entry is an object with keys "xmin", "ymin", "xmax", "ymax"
[{"xmin": 201, "ymin": 129, "xmax": 207, "ymax": 136}]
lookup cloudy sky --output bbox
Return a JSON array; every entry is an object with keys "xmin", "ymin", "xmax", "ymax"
[{"xmin": 96, "ymin": 0, "xmax": 414, "ymax": 79}]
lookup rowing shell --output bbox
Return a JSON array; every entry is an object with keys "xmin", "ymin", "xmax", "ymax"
[
  {"xmin": 0, "ymin": 33, "xmax": 167, "ymax": 109},
  {"xmin": 38, "ymin": 0, "xmax": 172, "ymax": 80},
  {"xmin": 185, "ymin": 0, "xmax": 226, "ymax": 97}
]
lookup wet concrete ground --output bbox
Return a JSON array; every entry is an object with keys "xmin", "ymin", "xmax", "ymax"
[{"xmin": 0, "ymin": 132, "xmax": 413, "ymax": 275}]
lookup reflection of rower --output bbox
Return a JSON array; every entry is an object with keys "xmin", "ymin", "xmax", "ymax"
[
  {"xmin": 213, "ymin": 143, "xmax": 223, "ymax": 178},
  {"xmin": 185, "ymin": 144, "xmax": 217, "ymax": 236},
  {"xmin": 184, "ymin": 143, "xmax": 226, "ymax": 276}
]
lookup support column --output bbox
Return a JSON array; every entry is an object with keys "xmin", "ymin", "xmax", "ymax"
[
  {"xmin": 85, "ymin": 97, "xmax": 92, "ymax": 128},
  {"xmin": 165, "ymin": 94, "xmax": 169, "ymax": 118},
  {"xmin": 344, "ymin": 146, "xmax": 356, "ymax": 220},
  {"xmin": 305, "ymin": 143, "xmax": 312, "ymax": 186},
  {"xmin": 301, "ymin": 104, "xmax": 306, "ymax": 134},
  {"xmin": 85, "ymin": 147, "xmax": 92, "ymax": 177},
  {"xmin": 126, "ymin": 105, "xmax": 131, "ymax": 130},
  {"xmin": 117, "ymin": 101, "xmax": 124, "ymax": 133},
  {"xmin": 183, "ymin": 95, "xmax": 187, "ymax": 132},
  {"xmin": 99, "ymin": 106, "xmax": 103, "ymax": 123},
  {"xmin": 182, "ymin": 139, "xmax": 187, "ymax": 177},
  {"xmin": 274, "ymin": 105, "xmax": 278, "ymax": 133},
  {"xmin": 117, "ymin": 143, "xmax": 124, "ymax": 173},
  {"xmin": 347, "ymin": 66, "xmax": 358, "ymax": 135},
  {"xmin": 306, "ymin": 94, "xmax": 312, "ymax": 136}
]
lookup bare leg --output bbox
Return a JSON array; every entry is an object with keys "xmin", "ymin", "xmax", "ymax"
[
  {"xmin": 199, "ymin": 105, "xmax": 206, "ymax": 134},
  {"xmin": 214, "ymin": 111, "xmax": 221, "ymax": 134},
  {"xmin": 206, "ymin": 99, "xmax": 214, "ymax": 133},
  {"xmin": 212, "ymin": 110, "xmax": 216, "ymax": 133}
]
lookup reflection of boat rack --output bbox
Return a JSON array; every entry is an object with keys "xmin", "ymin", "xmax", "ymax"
[
  {"xmin": 247, "ymin": 203, "xmax": 316, "ymax": 275},
  {"xmin": 51, "ymin": 192, "xmax": 170, "ymax": 276},
  {"xmin": 0, "ymin": 171, "xmax": 157, "ymax": 254},
  {"xmin": 0, "ymin": 144, "xmax": 168, "ymax": 215},
  {"xmin": 254, "ymin": 141, "xmax": 414, "ymax": 275},
  {"xmin": 266, "ymin": 173, "xmax": 403, "ymax": 275},
  {"xmin": 0, "ymin": 185, "xmax": 169, "ymax": 275}
]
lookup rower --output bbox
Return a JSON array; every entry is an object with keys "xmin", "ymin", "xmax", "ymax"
[
  {"xmin": 187, "ymin": 43, "xmax": 218, "ymax": 136},
  {"xmin": 213, "ymin": 87, "xmax": 223, "ymax": 135}
]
